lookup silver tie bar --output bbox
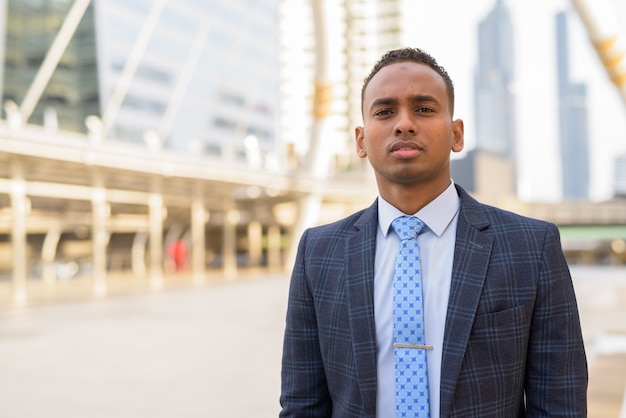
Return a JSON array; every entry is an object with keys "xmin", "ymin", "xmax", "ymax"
[{"xmin": 393, "ymin": 343, "xmax": 433, "ymax": 350}]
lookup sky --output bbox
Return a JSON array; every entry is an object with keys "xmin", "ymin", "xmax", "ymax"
[{"xmin": 403, "ymin": 0, "xmax": 626, "ymax": 202}]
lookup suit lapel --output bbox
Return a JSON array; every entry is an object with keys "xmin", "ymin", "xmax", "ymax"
[
  {"xmin": 439, "ymin": 187, "xmax": 494, "ymax": 418},
  {"xmin": 342, "ymin": 190, "xmax": 494, "ymax": 417},
  {"xmin": 345, "ymin": 201, "xmax": 379, "ymax": 418}
]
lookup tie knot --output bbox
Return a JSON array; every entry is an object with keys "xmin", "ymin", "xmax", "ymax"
[{"xmin": 391, "ymin": 216, "xmax": 424, "ymax": 241}]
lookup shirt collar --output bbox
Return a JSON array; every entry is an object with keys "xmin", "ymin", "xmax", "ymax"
[{"xmin": 378, "ymin": 181, "xmax": 460, "ymax": 238}]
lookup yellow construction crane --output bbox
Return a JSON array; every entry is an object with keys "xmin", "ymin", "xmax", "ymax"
[{"xmin": 571, "ymin": 0, "xmax": 626, "ymax": 106}]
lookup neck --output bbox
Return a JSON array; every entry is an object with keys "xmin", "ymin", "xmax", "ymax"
[{"xmin": 379, "ymin": 180, "xmax": 451, "ymax": 215}]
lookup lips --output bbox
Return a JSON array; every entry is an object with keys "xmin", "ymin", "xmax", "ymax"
[{"xmin": 390, "ymin": 141, "xmax": 422, "ymax": 158}]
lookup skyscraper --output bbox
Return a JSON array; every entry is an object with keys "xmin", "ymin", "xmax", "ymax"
[
  {"xmin": 556, "ymin": 10, "xmax": 590, "ymax": 200},
  {"xmin": 451, "ymin": 0, "xmax": 518, "ymax": 200},
  {"xmin": 473, "ymin": 0, "xmax": 517, "ymax": 162},
  {"xmin": 614, "ymin": 153, "xmax": 626, "ymax": 198}
]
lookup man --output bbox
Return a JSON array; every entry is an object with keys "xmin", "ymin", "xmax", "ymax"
[{"xmin": 280, "ymin": 47, "xmax": 587, "ymax": 417}]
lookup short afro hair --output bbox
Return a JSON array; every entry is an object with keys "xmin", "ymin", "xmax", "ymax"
[{"xmin": 361, "ymin": 47, "xmax": 455, "ymax": 115}]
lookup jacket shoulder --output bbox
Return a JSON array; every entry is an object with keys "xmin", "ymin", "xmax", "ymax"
[{"xmin": 457, "ymin": 185, "xmax": 555, "ymax": 233}]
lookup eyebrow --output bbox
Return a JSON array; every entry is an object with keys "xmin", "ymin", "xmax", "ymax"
[{"xmin": 369, "ymin": 94, "xmax": 439, "ymax": 111}]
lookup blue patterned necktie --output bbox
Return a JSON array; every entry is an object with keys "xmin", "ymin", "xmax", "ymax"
[{"xmin": 391, "ymin": 215, "xmax": 430, "ymax": 418}]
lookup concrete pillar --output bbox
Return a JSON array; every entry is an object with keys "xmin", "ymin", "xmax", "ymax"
[
  {"xmin": 41, "ymin": 226, "xmax": 62, "ymax": 285},
  {"xmin": 285, "ymin": 0, "xmax": 338, "ymax": 268},
  {"xmin": 223, "ymin": 208, "xmax": 239, "ymax": 279},
  {"xmin": 191, "ymin": 184, "xmax": 207, "ymax": 284},
  {"xmin": 10, "ymin": 160, "xmax": 27, "ymax": 305},
  {"xmin": 248, "ymin": 220, "xmax": 263, "ymax": 267},
  {"xmin": 91, "ymin": 174, "xmax": 108, "ymax": 296},
  {"xmin": 287, "ymin": 194, "xmax": 321, "ymax": 268},
  {"xmin": 610, "ymin": 239, "xmax": 626, "ymax": 265},
  {"xmin": 267, "ymin": 224, "xmax": 282, "ymax": 269},
  {"xmin": 131, "ymin": 231, "xmax": 148, "ymax": 278},
  {"xmin": 149, "ymin": 181, "xmax": 164, "ymax": 290}
]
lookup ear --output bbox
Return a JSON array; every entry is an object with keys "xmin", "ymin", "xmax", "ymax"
[
  {"xmin": 355, "ymin": 126, "xmax": 367, "ymax": 158},
  {"xmin": 451, "ymin": 119, "xmax": 464, "ymax": 153}
]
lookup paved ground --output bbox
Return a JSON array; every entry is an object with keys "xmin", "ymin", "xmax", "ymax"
[
  {"xmin": 571, "ymin": 266, "xmax": 626, "ymax": 418},
  {"xmin": 0, "ymin": 266, "xmax": 625, "ymax": 417},
  {"xmin": 0, "ymin": 274, "xmax": 289, "ymax": 418}
]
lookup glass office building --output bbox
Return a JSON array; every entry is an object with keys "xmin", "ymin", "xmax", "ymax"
[
  {"xmin": 473, "ymin": 0, "xmax": 517, "ymax": 162},
  {"xmin": 556, "ymin": 10, "xmax": 590, "ymax": 200},
  {"xmin": 3, "ymin": 0, "xmax": 100, "ymax": 132},
  {"xmin": 2, "ymin": 0, "xmax": 279, "ymax": 162}
]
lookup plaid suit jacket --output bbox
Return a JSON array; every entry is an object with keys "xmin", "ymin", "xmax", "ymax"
[{"xmin": 280, "ymin": 185, "xmax": 587, "ymax": 418}]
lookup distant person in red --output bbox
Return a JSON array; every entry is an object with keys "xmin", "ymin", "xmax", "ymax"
[{"xmin": 168, "ymin": 239, "xmax": 188, "ymax": 272}]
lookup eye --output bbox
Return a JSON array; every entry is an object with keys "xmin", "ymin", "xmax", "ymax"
[
  {"xmin": 416, "ymin": 107, "xmax": 434, "ymax": 113},
  {"xmin": 374, "ymin": 109, "xmax": 393, "ymax": 117}
]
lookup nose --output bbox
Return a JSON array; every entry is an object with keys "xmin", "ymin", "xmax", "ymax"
[{"xmin": 394, "ymin": 109, "xmax": 416, "ymax": 135}]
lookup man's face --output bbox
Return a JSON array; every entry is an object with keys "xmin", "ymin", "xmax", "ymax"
[{"xmin": 355, "ymin": 62, "xmax": 464, "ymax": 192}]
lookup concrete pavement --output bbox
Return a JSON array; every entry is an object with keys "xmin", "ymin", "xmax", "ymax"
[
  {"xmin": 0, "ymin": 266, "xmax": 625, "ymax": 417},
  {"xmin": 572, "ymin": 266, "xmax": 626, "ymax": 418},
  {"xmin": 0, "ymin": 274, "xmax": 289, "ymax": 418}
]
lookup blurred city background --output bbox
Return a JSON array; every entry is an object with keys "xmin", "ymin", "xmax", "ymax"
[{"xmin": 0, "ymin": 0, "xmax": 625, "ymax": 416}]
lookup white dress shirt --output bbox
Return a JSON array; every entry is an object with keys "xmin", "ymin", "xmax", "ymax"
[{"xmin": 374, "ymin": 181, "xmax": 460, "ymax": 418}]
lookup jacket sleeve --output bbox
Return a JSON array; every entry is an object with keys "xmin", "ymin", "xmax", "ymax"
[
  {"xmin": 524, "ymin": 222, "xmax": 588, "ymax": 417},
  {"xmin": 280, "ymin": 229, "xmax": 332, "ymax": 417}
]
